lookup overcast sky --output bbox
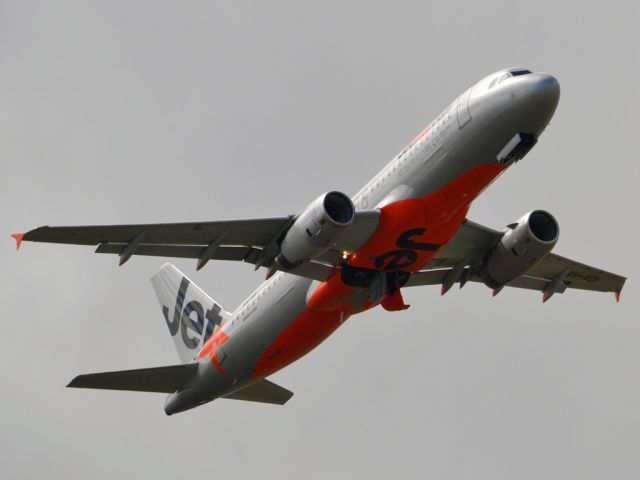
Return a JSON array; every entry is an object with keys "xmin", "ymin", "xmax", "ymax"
[{"xmin": 2, "ymin": 1, "xmax": 639, "ymax": 479}]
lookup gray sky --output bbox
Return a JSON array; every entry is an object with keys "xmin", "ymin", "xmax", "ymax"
[{"xmin": 2, "ymin": 1, "xmax": 639, "ymax": 479}]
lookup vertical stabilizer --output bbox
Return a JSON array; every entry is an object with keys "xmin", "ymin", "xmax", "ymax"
[{"xmin": 151, "ymin": 263, "xmax": 230, "ymax": 363}]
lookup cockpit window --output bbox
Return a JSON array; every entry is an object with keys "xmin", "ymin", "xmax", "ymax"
[
  {"xmin": 489, "ymin": 72, "xmax": 512, "ymax": 89},
  {"xmin": 487, "ymin": 69, "xmax": 532, "ymax": 90}
]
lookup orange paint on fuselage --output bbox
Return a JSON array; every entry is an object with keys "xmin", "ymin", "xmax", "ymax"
[
  {"xmin": 252, "ymin": 162, "xmax": 508, "ymax": 379},
  {"xmin": 255, "ymin": 308, "xmax": 349, "ymax": 378},
  {"xmin": 410, "ymin": 125, "xmax": 431, "ymax": 146},
  {"xmin": 197, "ymin": 328, "xmax": 230, "ymax": 375}
]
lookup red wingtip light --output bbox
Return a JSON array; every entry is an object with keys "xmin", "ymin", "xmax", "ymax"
[{"xmin": 11, "ymin": 233, "xmax": 25, "ymax": 250}]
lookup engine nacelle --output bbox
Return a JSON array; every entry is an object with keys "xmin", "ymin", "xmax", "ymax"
[
  {"xmin": 277, "ymin": 191, "xmax": 355, "ymax": 268},
  {"xmin": 483, "ymin": 210, "xmax": 559, "ymax": 287}
]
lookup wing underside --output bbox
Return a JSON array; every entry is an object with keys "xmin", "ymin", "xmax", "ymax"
[
  {"xmin": 223, "ymin": 379, "xmax": 294, "ymax": 405},
  {"xmin": 18, "ymin": 212, "xmax": 380, "ymax": 281},
  {"xmin": 68, "ymin": 364, "xmax": 293, "ymax": 405},
  {"xmin": 16, "ymin": 214, "xmax": 625, "ymax": 300},
  {"xmin": 410, "ymin": 220, "xmax": 626, "ymax": 300},
  {"xmin": 67, "ymin": 364, "xmax": 198, "ymax": 393}
]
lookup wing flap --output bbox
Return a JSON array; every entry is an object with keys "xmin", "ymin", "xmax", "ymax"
[
  {"xmin": 223, "ymin": 379, "xmax": 293, "ymax": 405},
  {"xmin": 406, "ymin": 265, "xmax": 620, "ymax": 297},
  {"xmin": 504, "ymin": 275, "xmax": 567, "ymax": 293},
  {"xmin": 67, "ymin": 363, "xmax": 198, "ymax": 393},
  {"xmin": 95, "ymin": 243, "xmax": 332, "ymax": 281},
  {"xmin": 403, "ymin": 269, "xmax": 450, "ymax": 287},
  {"xmin": 405, "ymin": 269, "xmax": 568, "ymax": 294},
  {"xmin": 95, "ymin": 243, "xmax": 254, "ymax": 261}
]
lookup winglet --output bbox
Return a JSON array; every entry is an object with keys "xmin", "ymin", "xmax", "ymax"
[
  {"xmin": 542, "ymin": 291, "xmax": 553, "ymax": 303},
  {"xmin": 492, "ymin": 286, "xmax": 503, "ymax": 297},
  {"xmin": 615, "ymin": 291, "xmax": 621, "ymax": 303},
  {"xmin": 11, "ymin": 233, "xmax": 25, "ymax": 250}
]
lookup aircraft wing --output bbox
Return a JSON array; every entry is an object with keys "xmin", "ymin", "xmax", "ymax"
[
  {"xmin": 21, "ymin": 217, "xmax": 292, "ymax": 248},
  {"xmin": 68, "ymin": 364, "xmax": 293, "ymax": 405},
  {"xmin": 223, "ymin": 379, "xmax": 293, "ymax": 405},
  {"xmin": 16, "ymin": 212, "xmax": 380, "ymax": 281},
  {"xmin": 406, "ymin": 219, "xmax": 626, "ymax": 301}
]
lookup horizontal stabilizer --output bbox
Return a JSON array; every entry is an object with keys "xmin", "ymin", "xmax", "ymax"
[
  {"xmin": 67, "ymin": 363, "xmax": 198, "ymax": 393},
  {"xmin": 223, "ymin": 379, "xmax": 293, "ymax": 405}
]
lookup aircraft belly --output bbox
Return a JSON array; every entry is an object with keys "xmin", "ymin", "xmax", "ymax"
[
  {"xmin": 252, "ymin": 307, "xmax": 347, "ymax": 379},
  {"xmin": 350, "ymin": 162, "xmax": 507, "ymax": 272},
  {"xmin": 246, "ymin": 163, "xmax": 508, "ymax": 380}
]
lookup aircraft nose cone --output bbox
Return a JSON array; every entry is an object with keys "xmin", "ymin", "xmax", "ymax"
[
  {"xmin": 532, "ymin": 74, "xmax": 560, "ymax": 109},
  {"xmin": 512, "ymin": 73, "xmax": 560, "ymax": 135}
]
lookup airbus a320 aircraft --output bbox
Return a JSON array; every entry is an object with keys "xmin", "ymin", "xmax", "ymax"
[{"xmin": 14, "ymin": 68, "xmax": 625, "ymax": 415}]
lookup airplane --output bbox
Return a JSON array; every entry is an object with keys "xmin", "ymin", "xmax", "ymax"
[{"xmin": 13, "ymin": 68, "xmax": 626, "ymax": 415}]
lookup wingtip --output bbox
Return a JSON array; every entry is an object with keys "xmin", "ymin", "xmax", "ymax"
[
  {"xmin": 11, "ymin": 233, "xmax": 25, "ymax": 250},
  {"xmin": 615, "ymin": 291, "xmax": 621, "ymax": 303}
]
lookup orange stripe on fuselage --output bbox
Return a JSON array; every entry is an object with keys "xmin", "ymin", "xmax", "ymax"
[
  {"xmin": 254, "ymin": 308, "xmax": 349, "ymax": 378},
  {"xmin": 410, "ymin": 125, "xmax": 431, "ymax": 146},
  {"xmin": 252, "ymin": 162, "xmax": 508, "ymax": 379},
  {"xmin": 197, "ymin": 328, "xmax": 230, "ymax": 375},
  {"xmin": 349, "ymin": 161, "xmax": 508, "ymax": 271}
]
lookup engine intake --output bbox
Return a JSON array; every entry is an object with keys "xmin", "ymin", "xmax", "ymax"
[
  {"xmin": 482, "ymin": 210, "xmax": 559, "ymax": 287},
  {"xmin": 277, "ymin": 191, "xmax": 355, "ymax": 268}
]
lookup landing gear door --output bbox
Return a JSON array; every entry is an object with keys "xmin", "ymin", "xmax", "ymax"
[{"xmin": 457, "ymin": 88, "xmax": 472, "ymax": 129}]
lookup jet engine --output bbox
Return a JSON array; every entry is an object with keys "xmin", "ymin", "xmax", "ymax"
[
  {"xmin": 277, "ymin": 191, "xmax": 355, "ymax": 268},
  {"xmin": 482, "ymin": 210, "xmax": 559, "ymax": 287}
]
